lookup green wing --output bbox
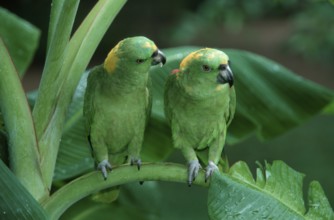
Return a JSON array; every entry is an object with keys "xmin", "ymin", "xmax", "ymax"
[
  {"xmin": 146, "ymin": 76, "xmax": 153, "ymax": 125},
  {"xmin": 83, "ymin": 65, "xmax": 103, "ymax": 135},
  {"xmin": 163, "ymin": 73, "xmax": 178, "ymax": 125},
  {"xmin": 226, "ymin": 86, "xmax": 236, "ymax": 127}
]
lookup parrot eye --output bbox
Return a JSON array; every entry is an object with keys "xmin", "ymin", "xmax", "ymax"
[
  {"xmin": 136, "ymin": 59, "xmax": 145, "ymax": 64},
  {"xmin": 202, "ymin": 65, "xmax": 212, "ymax": 72}
]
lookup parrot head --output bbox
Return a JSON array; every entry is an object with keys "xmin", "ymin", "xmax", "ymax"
[
  {"xmin": 104, "ymin": 36, "xmax": 166, "ymax": 75},
  {"xmin": 173, "ymin": 48, "xmax": 233, "ymax": 97}
]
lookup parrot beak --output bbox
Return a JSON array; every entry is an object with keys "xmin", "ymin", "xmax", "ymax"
[
  {"xmin": 217, "ymin": 64, "xmax": 234, "ymax": 87},
  {"xmin": 151, "ymin": 49, "xmax": 166, "ymax": 67}
]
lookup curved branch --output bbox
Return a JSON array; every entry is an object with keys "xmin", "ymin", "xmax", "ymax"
[{"xmin": 43, "ymin": 163, "xmax": 209, "ymax": 220}]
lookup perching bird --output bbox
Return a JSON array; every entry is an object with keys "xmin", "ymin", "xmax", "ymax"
[
  {"xmin": 84, "ymin": 36, "xmax": 166, "ymax": 180},
  {"xmin": 164, "ymin": 48, "xmax": 235, "ymax": 186}
]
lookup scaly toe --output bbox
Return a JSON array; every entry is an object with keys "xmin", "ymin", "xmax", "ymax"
[
  {"xmin": 205, "ymin": 161, "xmax": 219, "ymax": 182},
  {"xmin": 97, "ymin": 159, "xmax": 112, "ymax": 180},
  {"xmin": 188, "ymin": 160, "xmax": 201, "ymax": 186},
  {"xmin": 130, "ymin": 157, "xmax": 142, "ymax": 171}
]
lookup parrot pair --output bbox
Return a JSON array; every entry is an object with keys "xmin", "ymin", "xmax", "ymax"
[{"xmin": 83, "ymin": 36, "xmax": 235, "ymax": 186}]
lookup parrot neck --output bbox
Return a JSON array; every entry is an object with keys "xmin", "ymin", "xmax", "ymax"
[
  {"xmin": 102, "ymin": 68, "xmax": 149, "ymax": 93},
  {"xmin": 176, "ymin": 77, "xmax": 226, "ymax": 100}
]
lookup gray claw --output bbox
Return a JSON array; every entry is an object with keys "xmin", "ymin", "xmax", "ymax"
[
  {"xmin": 130, "ymin": 157, "xmax": 142, "ymax": 171},
  {"xmin": 188, "ymin": 160, "xmax": 201, "ymax": 186},
  {"xmin": 205, "ymin": 161, "xmax": 219, "ymax": 182},
  {"xmin": 97, "ymin": 159, "xmax": 112, "ymax": 180}
]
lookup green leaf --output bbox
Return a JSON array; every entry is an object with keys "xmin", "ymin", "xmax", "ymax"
[
  {"xmin": 0, "ymin": 39, "xmax": 47, "ymax": 201},
  {"xmin": 54, "ymin": 113, "xmax": 94, "ymax": 181},
  {"xmin": 142, "ymin": 117, "xmax": 174, "ymax": 162},
  {"xmin": 306, "ymin": 181, "xmax": 334, "ymax": 219},
  {"xmin": 323, "ymin": 100, "xmax": 334, "ymax": 115},
  {"xmin": 208, "ymin": 161, "xmax": 334, "ymax": 219},
  {"xmin": 0, "ymin": 160, "xmax": 48, "ymax": 219},
  {"xmin": 47, "ymin": 0, "xmax": 77, "ymax": 51},
  {"xmin": 31, "ymin": 0, "xmax": 81, "ymax": 188},
  {"xmin": 0, "ymin": 7, "xmax": 40, "ymax": 77},
  {"xmin": 149, "ymin": 47, "xmax": 334, "ymax": 143},
  {"xmin": 33, "ymin": 0, "xmax": 80, "ymax": 141},
  {"xmin": 226, "ymin": 114, "xmax": 334, "ymax": 206}
]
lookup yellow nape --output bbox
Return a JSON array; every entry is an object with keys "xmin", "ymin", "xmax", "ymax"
[
  {"xmin": 144, "ymin": 41, "xmax": 157, "ymax": 51},
  {"xmin": 205, "ymin": 49, "xmax": 229, "ymax": 64},
  {"xmin": 180, "ymin": 48, "xmax": 230, "ymax": 71},
  {"xmin": 180, "ymin": 51, "xmax": 197, "ymax": 70},
  {"xmin": 104, "ymin": 44, "xmax": 120, "ymax": 74}
]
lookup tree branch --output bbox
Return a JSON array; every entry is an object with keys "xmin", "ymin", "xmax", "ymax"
[{"xmin": 43, "ymin": 163, "xmax": 208, "ymax": 220}]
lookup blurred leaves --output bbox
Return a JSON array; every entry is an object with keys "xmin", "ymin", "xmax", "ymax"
[
  {"xmin": 323, "ymin": 101, "xmax": 334, "ymax": 114},
  {"xmin": 208, "ymin": 161, "xmax": 334, "ymax": 219},
  {"xmin": 168, "ymin": 0, "xmax": 304, "ymax": 43},
  {"xmin": 287, "ymin": 2, "xmax": 334, "ymax": 64},
  {"xmin": 0, "ymin": 160, "xmax": 48, "ymax": 220},
  {"xmin": 169, "ymin": 0, "xmax": 334, "ymax": 67},
  {"xmin": 0, "ymin": 7, "xmax": 40, "ymax": 77}
]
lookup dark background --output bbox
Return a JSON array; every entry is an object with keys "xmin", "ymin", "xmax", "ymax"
[{"xmin": 1, "ymin": 0, "xmax": 333, "ymax": 91}]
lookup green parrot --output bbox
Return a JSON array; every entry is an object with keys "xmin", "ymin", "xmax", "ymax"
[
  {"xmin": 84, "ymin": 36, "xmax": 166, "ymax": 180},
  {"xmin": 164, "ymin": 48, "xmax": 236, "ymax": 185}
]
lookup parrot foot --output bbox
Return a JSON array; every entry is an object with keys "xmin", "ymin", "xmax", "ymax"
[
  {"xmin": 205, "ymin": 161, "xmax": 219, "ymax": 182},
  {"xmin": 130, "ymin": 157, "xmax": 142, "ymax": 171},
  {"xmin": 188, "ymin": 160, "xmax": 202, "ymax": 186},
  {"xmin": 97, "ymin": 159, "xmax": 112, "ymax": 180}
]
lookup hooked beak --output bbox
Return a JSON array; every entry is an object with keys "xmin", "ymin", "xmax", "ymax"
[
  {"xmin": 151, "ymin": 49, "xmax": 166, "ymax": 66},
  {"xmin": 217, "ymin": 64, "xmax": 234, "ymax": 87}
]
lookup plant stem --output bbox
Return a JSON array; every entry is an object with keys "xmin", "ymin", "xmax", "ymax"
[
  {"xmin": 33, "ymin": 0, "xmax": 80, "ymax": 142},
  {"xmin": 43, "ymin": 163, "xmax": 209, "ymax": 220},
  {"xmin": 0, "ymin": 39, "xmax": 48, "ymax": 201}
]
